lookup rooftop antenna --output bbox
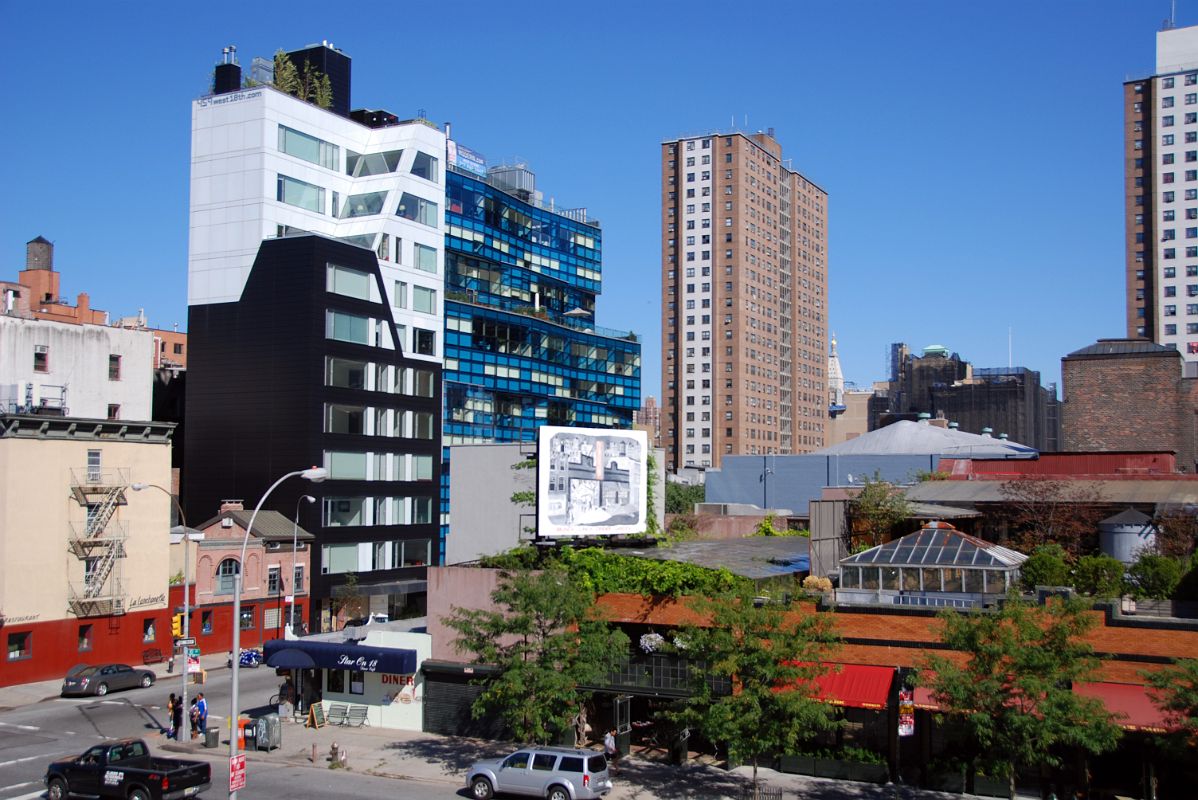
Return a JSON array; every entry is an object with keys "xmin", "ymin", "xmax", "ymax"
[{"xmin": 1008, "ymin": 326, "xmax": 1013, "ymax": 369}]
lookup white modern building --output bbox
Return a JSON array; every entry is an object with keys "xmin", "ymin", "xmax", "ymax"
[{"xmin": 189, "ymin": 45, "xmax": 446, "ymax": 365}]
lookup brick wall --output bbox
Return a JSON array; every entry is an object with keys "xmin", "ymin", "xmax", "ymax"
[{"xmin": 1062, "ymin": 347, "xmax": 1198, "ymax": 471}]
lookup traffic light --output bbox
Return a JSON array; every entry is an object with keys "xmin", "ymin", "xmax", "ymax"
[{"xmin": 172, "ymin": 614, "xmax": 183, "ymax": 638}]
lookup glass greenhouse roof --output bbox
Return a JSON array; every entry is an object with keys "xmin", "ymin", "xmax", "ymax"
[{"xmin": 840, "ymin": 521, "xmax": 1027, "ymax": 569}]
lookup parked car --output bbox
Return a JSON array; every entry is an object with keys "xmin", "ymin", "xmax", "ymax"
[
  {"xmin": 466, "ymin": 746, "xmax": 612, "ymax": 800},
  {"xmin": 45, "ymin": 738, "xmax": 210, "ymax": 800},
  {"xmin": 342, "ymin": 612, "xmax": 389, "ymax": 629},
  {"xmin": 61, "ymin": 664, "xmax": 155, "ymax": 697}
]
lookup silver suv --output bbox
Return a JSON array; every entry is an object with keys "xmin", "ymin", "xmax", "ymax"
[{"xmin": 466, "ymin": 745, "xmax": 612, "ymax": 800}]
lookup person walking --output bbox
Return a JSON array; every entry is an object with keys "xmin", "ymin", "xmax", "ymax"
[
  {"xmin": 166, "ymin": 694, "xmax": 177, "ymax": 739},
  {"xmin": 604, "ymin": 728, "xmax": 619, "ymax": 774},
  {"xmin": 195, "ymin": 692, "xmax": 208, "ymax": 736}
]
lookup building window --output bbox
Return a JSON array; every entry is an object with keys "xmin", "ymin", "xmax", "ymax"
[
  {"xmin": 278, "ymin": 125, "xmax": 339, "ymax": 169},
  {"xmin": 33, "ymin": 346, "xmax": 48, "ymax": 372},
  {"xmin": 1166, "ymin": 324, "xmax": 1178, "ymax": 335},
  {"xmin": 277, "ymin": 174, "xmax": 326, "ymax": 214},
  {"xmin": 1164, "ymin": 96, "xmax": 1176, "ymax": 108},
  {"xmin": 414, "ymin": 243, "xmax": 437, "ymax": 273},
  {"xmin": 412, "ymin": 286, "xmax": 436, "ymax": 315},
  {"xmin": 1165, "ymin": 77, "xmax": 1176, "ymax": 89},
  {"xmin": 173, "ymin": 343, "xmax": 184, "ymax": 356},
  {"xmin": 107, "ymin": 354, "xmax": 121, "ymax": 381},
  {"xmin": 268, "ymin": 567, "xmax": 281, "ymax": 594},
  {"xmin": 1165, "ymin": 116, "xmax": 1175, "ymax": 127},
  {"xmin": 396, "ymin": 192, "xmax": 439, "ymax": 227},
  {"xmin": 107, "ymin": 404, "xmax": 120, "ymax": 420},
  {"xmin": 294, "ymin": 565, "xmax": 304, "ymax": 593},
  {"xmin": 350, "ymin": 670, "xmax": 365, "ymax": 695},
  {"xmin": 240, "ymin": 608, "xmax": 255, "ymax": 631},
  {"xmin": 216, "ymin": 558, "xmax": 240, "ymax": 595},
  {"xmin": 202, "ymin": 611, "xmax": 213, "ymax": 634},
  {"xmin": 326, "ymin": 310, "xmax": 371, "ymax": 345},
  {"xmin": 7, "ymin": 632, "xmax": 30, "ymax": 661},
  {"xmin": 414, "ymin": 328, "xmax": 436, "ymax": 356},
  {"xmin": 410, "ymin": 151, "xmax": 439, "ymax": 182},
  {"xmin": 78, "ymin": 625, "xmax": 93, "ymax": 652},
  {"xmin": 338, "ymin": 191, "xmax": 388, "ymax": 219},
  {"xmin": 327, "ymin": 264, "xmax": 372, "ymax": 300},
  {"xmin": 142, "ymin": 619, "xmax": 156, "ymax": 642},
  {"xmin": 327, "ymin": 669, "xmax": 346, "ymax": 693}
]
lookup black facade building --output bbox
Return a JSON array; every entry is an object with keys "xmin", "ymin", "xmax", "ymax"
[{"xmin": 184, "ymin": 236, "xmax": 441, "ymax": 629}]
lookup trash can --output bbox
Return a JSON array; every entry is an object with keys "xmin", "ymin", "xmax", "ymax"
[
  {"xmin": 255, "ymin": 713, "xmax": 281, "ymax": 751},
  {"xmin": 204, "ymin": 729, "xmax": 219, "ymax": 748}
]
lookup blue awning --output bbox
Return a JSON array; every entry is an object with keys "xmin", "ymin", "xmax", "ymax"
[{"xmin": 264, "ymin": 638, "xmax": 417, "ymax": 674}]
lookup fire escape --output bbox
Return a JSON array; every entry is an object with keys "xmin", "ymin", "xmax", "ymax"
[{"xmin": 67, "ymin": 466, "xmax": 129, "ymax": 617}]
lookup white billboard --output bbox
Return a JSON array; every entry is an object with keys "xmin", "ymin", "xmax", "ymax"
[{"xmin": 536, "ymin": 426, "xmax": 648, "ymax": 538}]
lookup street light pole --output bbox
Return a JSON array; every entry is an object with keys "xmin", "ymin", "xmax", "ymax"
[
  {"xmin": 229, "ymin": 467, "xmax": 327, "ymax": 800},
  {"xmin": 288, "ymin": 495, "xmax": 315, "ymax": 637},
  {"xmin": 131, "ymin": 482, "xmax": 195, "ymax": 744}
]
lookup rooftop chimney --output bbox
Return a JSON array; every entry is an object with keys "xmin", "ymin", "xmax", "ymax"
[
  {"xmin": 213, "ymin": 46, "xmax": 242, "ymax": 95},
  {"xmin": 220, "ymin": 499, "xmax": 245, "ymax": 512}
]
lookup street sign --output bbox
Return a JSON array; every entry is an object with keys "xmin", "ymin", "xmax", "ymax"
[
  {"xmin": 229, "ymin": 754, "xmax": 246, "ymax": 792},
  {"xmin": 897, "ymin": 689, "xmax": 915, "ymax": 738},
  {"xmin": 175, "ymin": 637, "xmax": 196, "ymax": 647}
]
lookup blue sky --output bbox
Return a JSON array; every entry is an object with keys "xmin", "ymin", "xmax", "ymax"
[{"xmin": 0, "ymin": 1, "xmax": 1184, "ymax": 401}]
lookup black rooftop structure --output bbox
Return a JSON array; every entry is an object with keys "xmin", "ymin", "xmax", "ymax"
[
  {"xmin": 1064, "ymin": 338, "xmax": 1179, "ymax": 360},
  {"xmin": 287, "ymin": 43, "xmax": 351, "ymax": 118}
]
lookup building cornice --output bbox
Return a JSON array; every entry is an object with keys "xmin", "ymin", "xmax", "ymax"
[{"xmin": 0, "ymin": 414, "xmax": 175, "ymax": 443}]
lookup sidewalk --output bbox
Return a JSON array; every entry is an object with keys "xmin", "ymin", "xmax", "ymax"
[{"xmin": 162, "ymin": 718, "xmax": 1010, "ymax": 800}]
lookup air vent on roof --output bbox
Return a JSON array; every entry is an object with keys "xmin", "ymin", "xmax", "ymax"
[{"xmin": 221, "ymin": 518, "xmax": 233, "ymax": 528}]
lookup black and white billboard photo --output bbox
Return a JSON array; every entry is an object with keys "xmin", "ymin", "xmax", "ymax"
[{"xmin": 537, "ymin": 426, "xmax": 648, "ymax": 538}]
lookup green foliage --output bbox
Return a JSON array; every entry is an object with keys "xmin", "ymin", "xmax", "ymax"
[
  {"xmin": 477, "ymin": 546, "xmax": 543, "ymax": 571},
  {"xmin": 644, "ymin": 453, "xmax": 660, "ymax": 537},
  {"xmin": 754, "ymin": 513, "xmax": 783, "ymax": 537},
  {"xmin": 445, "ymin": 567, "xmax": 628, "ymax": 744},
  {"xmin": 914, "ymin": 470, "xmax": 951, "ymax": 482},
  {"xmin": 510, "ymin": 491, "xmax": 537, "ymax": 508},
  {"xmin": 846, "ymin": 473, "xmax": 910, "ymax": 548},
  {"xmin": 671, "ymin": 589, "xmax": 840, "ymax": 784},
  {"xmin": 998, "ymin": 476, "xmax": 1106, "ymax": 558},
  {"xmin": 1128, "ymin": 553, "xmax": 1184, "ymax": 599},
  {"xmin": 791, "ymin": 744, "xmax": 886, "ymax": 764},
  {"xmin": 333, "ymin": 572, "xmax": 366, "ymax": 619},
  {"xmin": 314, "ymin": 72, "xmax": 333, "ymax": 108},
  {"xmin": 666, "ymin": 482, "xmax": 705, "ymax": 514},
  {"xmin": 1142, "ymin": 658, "xmax": 1198, "ymax": 747},
  {"xmin": 511, "ymin": 459, "xmax": 537, "ymax": 471},
  {"xmin": 272, "ymin": 50, "xmax": 300, "ymax": 95},
  {"xmin": 1071, "ymin": 554, "xmax": 1126, "ymax": 598},
  {"xmin": 920, "ymin": 597, "xmax": 1122, "ymax": 791},
  {"xmin": 665, "ymin": 513, "xmax": 699, "ymax": 542},
  {"xmin": 1019, "ymin": 544, "xmax": 1071, "ymax": 591},
  {"xmin": 1176, "ymin": 564, "xmax": 1198, "ymax": 602},
  {"xmin": 560, "ymin": 547, "xmax": 748, "ymax": 597},
  {"xmin": 168, "ymin": 571, "xmax": 184, "ymax": 587}
]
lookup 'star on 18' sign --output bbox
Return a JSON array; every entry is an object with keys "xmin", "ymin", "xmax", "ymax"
[
  {"xmin": 229, "ymin": 754, "xmax": 246, "ymax": 792},
  {"xmin": 336, "ymin": 654, "xmax": 381, "ymax": 672}
]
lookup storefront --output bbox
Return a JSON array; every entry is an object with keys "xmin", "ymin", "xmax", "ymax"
[{"xmin": 264, "ymin": 629, "xmax": 431, "ymax": 730}]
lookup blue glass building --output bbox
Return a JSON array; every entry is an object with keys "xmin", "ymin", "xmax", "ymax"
[{"xmin": 440, "ymin": 162, "xmax": 641, "ymax": 547}]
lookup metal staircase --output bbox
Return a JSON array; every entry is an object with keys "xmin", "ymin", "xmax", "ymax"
[{"xmin": 67, "ymin": 468, "xmax": 129, "ymax": 618}]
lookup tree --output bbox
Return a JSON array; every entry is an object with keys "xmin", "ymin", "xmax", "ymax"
[
  {"xmin": 998, "ymin": 476, "xmax": 1106, "ymax": 557},
  {"xmin": 845, "ymin": 473, "xmax": 910, "ymax": 550},
  {"xmin": 1019, "ymin": 544, "xmax": 1071, "ymax": 591},
  {"xmin": 1153, "ymin": 508, "xmax": 1198, "ymax": 559},
  {"xmin": 644, "ymin": 453, "xmax": 661, "ymax": 536},
  {"xmin": 1143, "ymin": 658, "xmax": 1198, "ymax": 747},
  {"xmin": 272, "ymin": 50, "xmax": 300, "ymax": 96},
  {"xmin": 672, "ymin": 590, "xmax": 840, "ymax": 788},
  {"xmin": 1072, "ymin": 554, "xmax": 1126, "ymax": 598},
  {"xmin": 1128, "ymin": 553, "xmax": 1184, "ymax": 599},
  {"xmin": 666, "ymin": 482, "xmax": 705, "ymax": 514},
  {"xmin": 313, "ymin": 72, "xmax": 333, "ymax": 109},
  {"xmin": 333, "ymin": 572, "xmax": 366, "ymax": 622},
  {"xmin": 446, "ymin": 567, "xmax": 628, "ymax": 744},
  {"xmin": 920, "ymin": 598, "xmax": 1122, "ymax": 800}
]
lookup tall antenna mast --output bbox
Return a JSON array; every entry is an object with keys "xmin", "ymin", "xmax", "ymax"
[{"xmin": 1008, "ymin": 326, "xmax": 1013, "ymax": 369}]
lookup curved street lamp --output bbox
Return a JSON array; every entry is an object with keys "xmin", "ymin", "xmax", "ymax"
[
  {"xmin": 229, "ymin": 467, "xmax": 327, "ymax": 800},
  {"xmin": 131, "ymin": 482, "xmax": 200, "ymax": 743},
  {"xmin": 288, "ymin": 494, "xmax": 316, "ymax": 637}
]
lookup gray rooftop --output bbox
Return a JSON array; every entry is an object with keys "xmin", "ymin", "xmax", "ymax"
[
  {"xmin": 194, "ymin": 509, "xmax": 316, "ymax": 542},
  {"xmin": 1065, "ymin": 339, "xmax": 1178, "ymax": 359},
  {"xmin": 906, "ymin": 479, "xmax": 1198, "ymax": 506},
  {"xmin": 813, "ymin": 420, "xmax": 1037, "ymax": 459},
  {"xmin": 623, "ymin": 537, "xmax": 810, "ymax": 580}
]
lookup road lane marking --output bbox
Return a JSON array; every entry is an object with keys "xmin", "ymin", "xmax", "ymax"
[
  {"xmin": 0, "ymin": 723, "xmax": 38, "ymax": 730},
  {"xmin": 0, "ymin": 756, "xmax": 41, "ymax": 768},
  {"xmin": 0, "ymin": 782, "xmax": 35, "ymax": 793},
  {"xmin": 6, "ymin": 790, "xmax": 45, "ymax": 800}
]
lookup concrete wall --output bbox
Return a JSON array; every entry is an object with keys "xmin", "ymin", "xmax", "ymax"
[
  {"xmin": 447, "ymin": 443, "xmax": 531, "ymax": 565},
  {"xmin": 426, "ymin": 566, "xmax": 507, "ymax": 661},
  {"xmin": 706, "ymin": 453, "xmax": 940, "ymax": 517}
]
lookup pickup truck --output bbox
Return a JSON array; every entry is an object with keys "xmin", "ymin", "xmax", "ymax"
[{"xmin": 45, "ymin": 739, "xmax": 211, "ymax": 800}]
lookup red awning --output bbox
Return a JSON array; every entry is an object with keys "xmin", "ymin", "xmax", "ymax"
[
  {"xmin": 1073, "ymin": 682, "xmax": 1172, "ymax": 734},
  {"xmin": 812, "ymin": 664, "xmax": 895, "ymax": 710},
  {"xmin": 912, "ymin": 686, "xmax": 940, "ymax": 711}
]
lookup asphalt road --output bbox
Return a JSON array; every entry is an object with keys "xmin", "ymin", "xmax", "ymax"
[{"xmin": 0, "ymin": 666, "xmax": 305, "ymax": 800}]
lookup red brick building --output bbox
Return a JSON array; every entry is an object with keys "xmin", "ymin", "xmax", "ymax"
[{"xmin": 1061, "ymin": 339, "xmax": 1198, "ymax": 472}]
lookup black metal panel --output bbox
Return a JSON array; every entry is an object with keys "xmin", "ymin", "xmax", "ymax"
[
  {"xmin": 286, "ymin": 45, "xmax": 351, "ymax": 118},
  {"xmin": 422, "ymin": 673, "xmax": 506, "ymax": 739},
  {"xmin": 183, "ymin": 234, "xmax": 442, "ymax": 630}
]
